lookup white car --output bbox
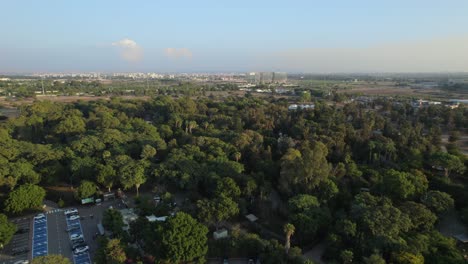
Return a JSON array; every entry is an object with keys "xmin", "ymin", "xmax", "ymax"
[
  {"xmin": 34, "ymin": 214, "xmax": 45, "ymax": 220},
  {"xmin": 68, "ymin": 215, "xmax": 80, "ymax": 221},
  {"xmin": 74, "ymin": 245, "xmax": 89, "ymax": 254},
  {"xmin": 14, "ymin": 260, "xmax": 29, "ymax": 264},
  {"xmin": 64, "ymin": 208, "xmax": 78, "ymax": 215},
  {"xmin": 70, "ymin": 234, "xmax": 83, "ymax": 240}
]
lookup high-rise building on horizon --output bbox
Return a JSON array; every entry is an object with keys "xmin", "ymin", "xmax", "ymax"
[{"xmin": 247, "ymin": 72, "xmax": 287, "ymax": 84}]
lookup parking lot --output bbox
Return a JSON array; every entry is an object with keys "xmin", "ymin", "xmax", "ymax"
[
  {"xmin": 0, "ymin": 217, "xmax": 31, "ymax": 264},
  {"xmin": 45, "ymin": 199, "xmax": 120, "ymax": 264},
  {"xmin": 32, "ymin": 214, "xmax": 48, "ymax": 258},
  {"xmin": 65, "ymin": 212, "xmax": 91, "ymax": 264},
  {"xmin": 1, "ymin": 198, "xmax": 121, "ymax": 264},
  {"xmin": 46, "ymin": 209, "xmax": 73, "ymax": 260}
]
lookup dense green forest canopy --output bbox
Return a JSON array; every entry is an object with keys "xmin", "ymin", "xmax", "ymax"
[{"xmin": 0, "ymin": 95, "xmax": 467, "ymax": 263}]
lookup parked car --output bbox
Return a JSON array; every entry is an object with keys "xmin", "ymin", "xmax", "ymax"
[
  {"xmin": 153, "ymin": 196, "xmax": 161, "ymax": 204},
  {"xmin": 68, "ymin": 221, "xmax": 81, "ymax": 226},
  {"xmin": 74, "ymin": 245, "xmax": 89, "ymax": 254},
  {"xmin": 70, "ymin": 234, "xmax": 83, "ymax": 241},
  {"xmin": 12, "ymin": 248, "xmax": 29, "ymax": 256},
  {"xmin": 64, "ymin": 208, "xmax": 78, "ymax": 215},
  {"xmin": 13, "ymin": 260, "xmax": 29, "ymax": 264},
  {"xmin": 68, "ymin": 215, "xmax": 80, "ymax": 221},
  {"xmin": 72, "ymin": 238, "xmax": 85, "ymax": 247},
  {"xmin": 15, "ymin": 228, "xmax": 29, "ymax": 234},
  {"xmin": 66, "ymin": 226, "xmax": 80, "ymax": 232},
  {"xmin": 34, "ymin": 214, "xmax": 45, "ymax": 220},
  {"xmin": 72, "ymin": 241, "xmax": 87, "ymax": 250}
]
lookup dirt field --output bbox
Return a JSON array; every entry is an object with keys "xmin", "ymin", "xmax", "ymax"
[
  {"xmin": 0, "ymin": 95, "xmax": 152, "ymax": 108},
  {"xmin": 335, "ymin": 84, "xmax": 467, "ymax": 99},
  {"xmin": 335, "ymin": 84, "xmax": 450, "ymax": 97}
]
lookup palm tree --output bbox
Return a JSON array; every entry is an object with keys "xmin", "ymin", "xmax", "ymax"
[
  {"xmin": 233, "ymin": 151, "xmax": 241, "ymax": 162},
  {"xmin": 283, "ymin": 223, "xmax": 295, "ymax": 254}
]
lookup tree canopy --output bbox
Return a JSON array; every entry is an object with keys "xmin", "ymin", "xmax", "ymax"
[
  {"xmin": 161, "ymin": 212, "xmax": 208, "ymax": 263},
  {"xmin": 32, "ymin": 255, "xmax": 72, "ymax": 264},
  {"xmin": 4, "ymin": 184, "xmax": 46, "ymax": 213},
  {"xmin": 0, "ymin": 214, "xmax": 16, "ymax": 246}
]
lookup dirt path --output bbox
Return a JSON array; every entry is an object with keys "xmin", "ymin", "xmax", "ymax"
[
  {"xmin": 302, "ymin": 242, "xmax": 326, "ymax": 264},
  {"xmin": 437, "ymin": 209, "xmax": 467, "ymax": 237}
]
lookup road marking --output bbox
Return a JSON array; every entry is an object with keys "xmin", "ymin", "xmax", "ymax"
[{"xmin": 56, "ymin": 214, "xmax": 62, "ymax": 254}]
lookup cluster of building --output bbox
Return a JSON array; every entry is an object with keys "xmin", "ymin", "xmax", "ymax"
[
  {"xmin": 245, "ymin": 72, "xmax": 288, "ymax": 84},
  {"xmin": 111, "ymin": 72, "xmax": 174, "ymax": 79},
  {"xmin": 411, "ymin": 99, "xmax": 468, "ymax": 109}
]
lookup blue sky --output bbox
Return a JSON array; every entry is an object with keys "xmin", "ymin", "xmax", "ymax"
[{"xmin": 1, "ymin": 0, "xmax": 468, "ymax": 73}]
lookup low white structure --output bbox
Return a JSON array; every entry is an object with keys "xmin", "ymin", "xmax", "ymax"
[
  {"xmin": 213, "ymin": 228, "xmax": 229, "ymax": 240},
  {"xmin": 146, "ymin": 215, "xmax": 168, "ymax": 222},
  {"xmin": 245, "ymin": 214, "xmax": 258, "ymax": 222},
  {"xmin": 288, "ymin": 104, "xmax": 315, "ymax": 111}
]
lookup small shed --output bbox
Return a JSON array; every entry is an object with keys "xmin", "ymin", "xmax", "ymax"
[
  {"xmin": 245, "ymin": 214, "xmax": 258, "ymax": 223},
  {"xmin": 213, "ymin": 228, "xmax": 229, "ymax": 240}
]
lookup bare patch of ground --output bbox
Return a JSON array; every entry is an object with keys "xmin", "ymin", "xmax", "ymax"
[
  {"xmin": 437, "ymin": 209, "xmax": 467, "ymax": 237},
  {"xmin": 303, "ymin": 242, "xmax": 326, "ymax": 264},
  {"xmin": 0, "ymin": 95, "xmax": 152, "ymax": 107},
  {"xmin": 441, "ymin": 133, "xmax": 468, "ymax": 156}
]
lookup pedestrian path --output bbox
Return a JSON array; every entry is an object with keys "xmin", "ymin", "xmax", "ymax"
[
  {"xmin": 46, "ymin": 209, "xmax": 63, "ymax": 214},
  {"xmin": 32, "ymin": 215, "xmax": 48, "ymax": 258}
]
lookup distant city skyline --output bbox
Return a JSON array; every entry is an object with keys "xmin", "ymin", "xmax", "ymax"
[{"xmin": 1, "ymin": 0, "xmax": 468, "ymax": 73}]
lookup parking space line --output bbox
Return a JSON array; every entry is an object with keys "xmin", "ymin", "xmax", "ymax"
[{"xmin": 32, "ymin": 215, "xmax": 48, "ymax": 258}]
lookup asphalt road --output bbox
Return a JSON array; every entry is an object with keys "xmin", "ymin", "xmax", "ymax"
[
  {"xmin": 0, "ymin": 217, "xmax": 31, "ymax": 264},
  {"xmin": 76, "ymin": 199, "xmax": 122, "ymax": 259},
  {"xmin": 47, "ymin": 210, "xmax": 73, "ymax": 260},
  {"xmin": 48, "ymin": 199, "xmax": 121, "ymax": 263}
]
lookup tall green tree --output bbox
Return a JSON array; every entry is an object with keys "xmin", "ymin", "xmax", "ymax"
[
  {"xmin": 96, "ymin": 164, "xmax": 117, "ymax": 192},
  {"xmin": 400, "ymin": 202, "xmax": 436, "ymax": 231},
  {"xmin": 429, "ymin": 152, "xmax": 465, "ymax": 177},
  {"xmin": 140, "ymin": 144, "xmax": 157, "ymax": 160},
  {"xmin": 422, "ymin": 191, "xmax": 454, "ymax": 214},
  {"xmin": 119, "ymin": 161, "xmax": 146, "ymax": 196},
  {"xmin": 102, "ymin": 209, "xmax": 125, "ymax": 236},
  {"xmin": 32, "ymin": 255, "xmax": 71, "ymax": 264},
  {"xmin": 197, "ymin": 194, "xmax": 239, "ymax": 229},
  {"xmin": 0, "ymin": 214, "xmax": 16, "ymax": 247},
  {"xmin": 75, "ymin": 180, "xmax": 98, "ymax": 199},
  {"xmin": 105, "ymin": 239, "xmax": 127, "ymax": 264},
  {"xmin": 5, "ymin": 184, "xmax": 46, "ymax": 214},
  {"xmin": 161, "ymin": 212, "xmax": 208, "ymax": 263},
  {"xmin": 279, "ymin": 141, "xmax": 331, "ymax": 194}
]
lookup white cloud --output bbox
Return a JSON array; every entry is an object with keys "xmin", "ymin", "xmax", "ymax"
[
  {"xmin": 261, "ymin": 35, "xmax": 468, "ymax": 72},
  {"xmin": 112, "ymin": 38, "xmax": 143, "ymax": 62},
  {"xmin": 164, "ymin": 48, "xmax": 192, "ymax": 59}
]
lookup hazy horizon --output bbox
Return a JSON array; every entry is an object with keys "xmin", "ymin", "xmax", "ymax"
[{"xmin": 2, "ymin": 0, "xmax": 468, "ymax": 73}]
